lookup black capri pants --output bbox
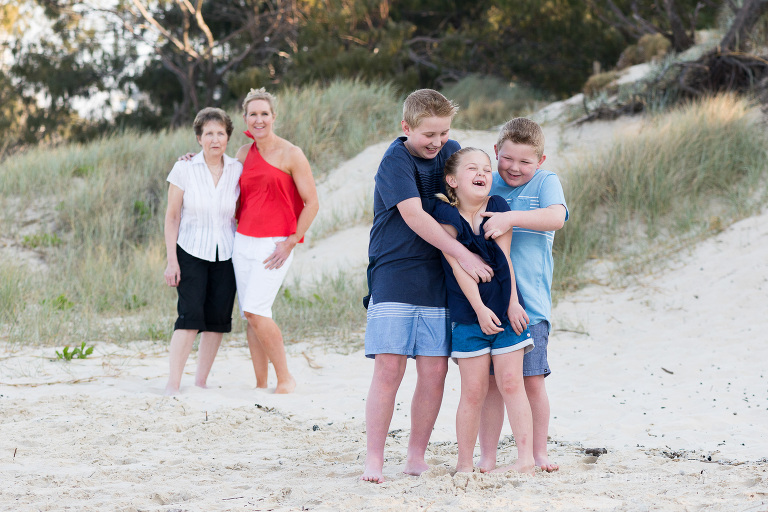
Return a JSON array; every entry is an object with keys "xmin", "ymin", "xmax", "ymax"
[{"xmin": 174, "ymin": 245, "xmax": 237, "ymax": 333}]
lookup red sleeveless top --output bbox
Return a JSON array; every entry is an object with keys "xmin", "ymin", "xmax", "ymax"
[{"xmin": 236, "ymin": 136, "xmax": 305, "ymax": 241}]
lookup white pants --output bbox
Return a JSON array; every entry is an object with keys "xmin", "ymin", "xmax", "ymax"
[{"xmin": 232, "ymin": 233, "xmax": 294, "ymax": 319}]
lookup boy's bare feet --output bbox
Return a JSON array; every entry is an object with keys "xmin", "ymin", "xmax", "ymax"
[
  {"xmin": 164, "ymin": 385, "xmax": 180, "ymax": 396},
  {"xmin": 455, "ymin": 464, "xmax": 475, "ymax": 473},
  {"xmin": 274, "ymin": 375, "xmax": 296, "ymax": 394},
  {"xmin": 477, "ymin": 455, "xmax": 496, "ymax": 473},
  {"xmin": 403, "ymin": 458, "xmax": 429, "ymax": 476},
  {"xmin": 491, "ymin": 460, "xmax": 535, "ymax": 476},
  {"xmin": 361, "ymin": 458, "xmax": 385, "ymax": 483},
  {"xmin": 535, "ymin": 455, "xmax": 559, "ymax": 472}
]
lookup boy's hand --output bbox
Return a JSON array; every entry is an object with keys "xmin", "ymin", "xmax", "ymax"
[
  {"xmin": 178, "ymin": 152, "xmax": 195, "ymax": 162},
  {"xmin": 507, "ymin": 302, "xmax": 529, "ymax": 335},
  {"xmin": 482, "ymin": 211, "xmax": 513, "ymax": 240},
  {"xmin": 458, "ymin": 252, "xmax": 494, "ymax": 283},
  {"xmin": 477, "ymin": 307, "xmax": 504, "ymax": 335}
]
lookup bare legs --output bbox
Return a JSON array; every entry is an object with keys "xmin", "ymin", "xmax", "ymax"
[
  {"xmin": 165, "ymin": 329, "xmax": 222, "ymax": 394},
  {"xmin": 479, "ymin": 373, "xmax": 558, "ymax": 473},
  {"xmin": 455, "ymin": 356, "xmax": 491, "ymax": 472},
  {"xmin": 361, "ymin": 354, "xmax": 447, "ymax": 483},
  {"xmin": 244, "ymin": 312, "xmax": 295, "ymax": 394}
]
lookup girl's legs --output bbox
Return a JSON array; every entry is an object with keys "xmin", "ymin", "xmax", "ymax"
[
  {"xmin": 477, "ymin": 375, "xmax": 505, "ymax": 471},
  {"xmin": 405, "ymin": 355, "xmax": 448, "ymax": 476},
  {"xmin": 456, "ymin": 355, "xmax": 491, "ymax": 472},
  {"xmin": 194, "ymin": 331, "xmax": 223, "ymax": 388},
  {"xmin": 165, "ymin": 329, "xmax": 198, "ymax": 395},
  {"xmin": 491, "ymin": 351, "xmax": 535, "ymax": 474},
  {"xmin": 244, "ymin": 312, "xmax": 295, "ymax": 393},
  {"xmin": 362, "ymin": 353, "xmax": 408, "ymax": 483}
]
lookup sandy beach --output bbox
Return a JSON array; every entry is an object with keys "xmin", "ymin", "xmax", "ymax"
[{"xmin": 3, "ymin": 108, "xmax": 768, "ymax": 510}]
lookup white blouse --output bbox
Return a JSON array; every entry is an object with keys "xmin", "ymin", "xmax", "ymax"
[{"xmin": 167, "ymin": 151, "xmax": 242, "ymax": 262}]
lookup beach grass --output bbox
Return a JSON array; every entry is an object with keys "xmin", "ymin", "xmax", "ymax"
[{"xmin": 554, "ymin": 94, "xmax": 768, "ymax": 292}]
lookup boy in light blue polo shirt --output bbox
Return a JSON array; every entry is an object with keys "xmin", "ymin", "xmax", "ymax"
[{"xmin": 479, "ymin": 117, "xmax": 569, "ymax": 473}]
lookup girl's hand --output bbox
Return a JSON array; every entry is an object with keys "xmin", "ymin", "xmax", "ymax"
[
  {"xmin": 507, "ymin": 302, "xmax": 529, "ymax": 335},
  {"xmin": 477, "ymin": 307, "xmax": 504, "ymax": 336},
  {"xmin": 264, "ymin": 235, "xmax": 297, "ymax": 270},
  {"xmin": 164, "ymin": 261, "xmax": 181, "ymax": 287},
  {"xmin": 178, "ymin": 152, "xmax": 195, "ymax": 162}
]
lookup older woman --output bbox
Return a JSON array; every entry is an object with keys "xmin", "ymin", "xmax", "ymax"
[
  {"xmin": 163, "ymin": 107, "xmax": 243, "ymax": 395},
  {"xmin": 233, "ymin": 88, "xmax": 319, "ymax": 394}
]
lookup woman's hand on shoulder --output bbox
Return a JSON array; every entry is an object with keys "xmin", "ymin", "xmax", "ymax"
[{"xmin": 178, "ymin": 152, "xmax": 195, "ymax": 162}]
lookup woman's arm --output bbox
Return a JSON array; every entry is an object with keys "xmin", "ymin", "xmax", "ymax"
[
  {"xmin": 164, "ymin": 184, "xmax": 184, "ymax": 287},
  {"xmin": 263, "ymin": 145, "xmax": 319, "ymax": 270},
  {"xmin": 495, "ymin": 230, "xmax": 529, "ymax": 334}
]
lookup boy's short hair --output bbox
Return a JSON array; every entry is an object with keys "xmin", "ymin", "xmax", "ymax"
[
  {"xmin": 497, "ymin": 117, "xmax": 545, "ymax": 159},
  {"xmin": 193, "ymin": 107, "xmax": 234, "ymax": 138},
  {"xmin": 403, "ymin": 89, "xmax": 459, "ymax": 128}
]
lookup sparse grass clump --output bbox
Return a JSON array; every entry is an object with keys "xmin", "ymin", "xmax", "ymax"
[
  {"xmin": 554, "ymin": 94, "xmax": 768, "ymax": 291},
  {"xmin": 442, "ymin": 75, "xmax": 551, "ymax": 129}
]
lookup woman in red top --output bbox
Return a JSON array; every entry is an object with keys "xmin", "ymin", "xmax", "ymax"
[{"xmin": 232, "ymin": 88, "xmax": 319, "ymax": 394}]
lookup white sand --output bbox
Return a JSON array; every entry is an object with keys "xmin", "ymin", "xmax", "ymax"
[{"xmin": 3, "ymin": 114, "xmax": 768, "ymax": 510}]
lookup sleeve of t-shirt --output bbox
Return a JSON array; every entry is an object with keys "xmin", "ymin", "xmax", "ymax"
[
  {"xmin": 375, "ymin": 144, "xmax": 419, "ymax": 210},
  {"xmin": 431, "ymin": 200, "xmax": 461, "ymax": 229},
  {"xmin": 166, "ymin": 161, "xmax": 187, "ymax": 191},
  {"xmin": 538, "ymin": 173, "xmax": 569, "ymax": 221},
  {"xmin": 487, "ymin": 195, "xmax": 512, "ymax": 214}
]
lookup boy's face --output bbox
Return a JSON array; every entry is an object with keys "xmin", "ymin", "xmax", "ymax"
[
  {"xmin": 402, "ymin": 115, "xmax": 452, "ymax": 160},
  {"xmin": 494, "ymin": 140, "xmax": 546, "ymax": 188}
]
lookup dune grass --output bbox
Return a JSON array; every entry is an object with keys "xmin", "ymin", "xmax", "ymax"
[
  {"xmin": 442, "ymin": 75, "xmax": 551, "ymax": 129},
  {"xmin": 554, "ymin": 94, "xmax": 768, "ymax": 292}
]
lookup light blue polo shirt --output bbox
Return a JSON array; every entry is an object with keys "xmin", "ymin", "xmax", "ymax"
[{"xmin": 490, "ymin": 169, "xmax": 569, "ymax": 327}]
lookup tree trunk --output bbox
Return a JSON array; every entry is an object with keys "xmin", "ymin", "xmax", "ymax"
[
  {"xmin": 720, "ymin": 0, "xmax": 768, "ymax": 51},
  {"xmin": 663, "ymin": 0, "xmax": 694, "ymax": 52}
]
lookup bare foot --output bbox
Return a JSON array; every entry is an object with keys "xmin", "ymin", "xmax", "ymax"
[
  {"xmin": 535, "ymin": 455, "xmax": 559, "ymax": 472},
  {"xmin": 403, "ymin": 459, "xmax": 429, "ymax": 476},
  {"xmin": 491, "ymin": 460, "xmax": 535, "ymax": 476},
  {"xmin": 361, "ymin": 458, "xmax": 385, "ymax": 483},
  {"xmin": 455, "ymin": 464, "xmax": 475, "ymax": 473},
  {"xmin": 477, "ymin": 456, "xmax": 496, "ymax": 473},
  {"xmin": 194, "ymin": 381, "xmax": 208, "ymax": 389},
  {"xmin": 163, "ymin": 385, "xmax": 180, "ymax": 396},
  {"xmin": 274, "ymin": 375, "xmax": 296, "ymax": 394}
]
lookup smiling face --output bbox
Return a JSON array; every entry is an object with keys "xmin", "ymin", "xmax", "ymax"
[
  {"xmin": 494, "ymin": 140, "xmax": 546, "ymax": 188},
  {"xmin": 243, "ymin": 99, "xmax": 275, "ymax": 139},
  {"xmin": 446, "ymin": 149, "xmax": 493, "ymax": 202},
  {"xmin": 402, "ymin": 115, "xmax": 452, "ymax": 160},
  {"xmin": 197, "ymin": 120, "xmax": 229, "ymax": 160}
]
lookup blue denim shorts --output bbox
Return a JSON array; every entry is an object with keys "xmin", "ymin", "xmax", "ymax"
[
  {"xmin": 451, "ymin": 321, "xmax": 534, "ymax": 359},
  {"xmin": 364, "ymin": 300, "xmax": 451, "ymax": 359},
  {"xmin": 523, "ymin": 321, "xmax": 551, "ymax": 377}
]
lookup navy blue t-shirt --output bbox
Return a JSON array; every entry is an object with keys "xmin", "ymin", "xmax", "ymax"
[
  {"xmin": 367, "ymin": 137, "xmax": 461, "ymax": 307},
  {"xmin": 432, "ymin": 195, "xmax": 524, "ymax": 324}
]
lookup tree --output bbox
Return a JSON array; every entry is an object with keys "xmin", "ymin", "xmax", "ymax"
[{"xmin": 105, "ymin": 0, "xmax": 302, "ymax": 126}]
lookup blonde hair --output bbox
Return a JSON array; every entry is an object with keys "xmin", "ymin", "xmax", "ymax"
[
  {"xmin": 436, "ymin": 147, "xmax": 490, "ymax": 207},
  {"xmin": 242, "ymin": 87, "xmax": 277, "ymax": 115},
  {"xmin": 496, "ymin": 117, "xmax": 545, "ymax": 159},
  {"xmin": 193, "ymin": 107, "xmax": 234, "ymax": 138},
  {"xmin": 402, "ymin": 89, "xmax": 459, "ymax": 129}
]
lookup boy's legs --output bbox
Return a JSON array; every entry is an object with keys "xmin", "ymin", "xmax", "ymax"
[
  {"xmin": 524, "ymin": 321, "xmax": 558, "ymax": 472},
  {"xmin": 362, "ymin": 353, "xmax": 408, "ymax": 483},
  {"xmin": 405, "ymin": 355, "xmax": 448, "ymax": 475},
  {"xmin": 477, "ymin": 375, "xmax": 504, "ymax": 471},
  {"xmin": 490, "ymin": 350, "xmax": 534, "ymax": 475},
  {"xmin": 455, "ymin": 355, "xmax": 491, "ymax": 472}
]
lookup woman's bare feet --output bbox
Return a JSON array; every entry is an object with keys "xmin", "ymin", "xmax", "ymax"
[
  {"xmin": 361, "ymin": 458, "xmax": 385, "ymax": 483},
  {"xmin": 455, "ymin": 464, "xmax": 475, "ymax": 474},
  {"xmin": 535, "ymin": 455, "xmax": 559, "ymax": 472}
]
